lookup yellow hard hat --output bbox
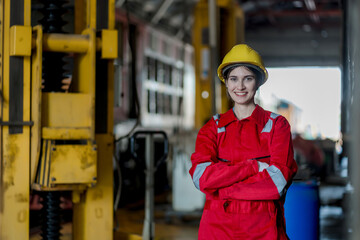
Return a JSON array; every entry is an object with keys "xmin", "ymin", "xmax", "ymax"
[{"xmin": 217, "ymin": 44, "xmax": 268, "ymax": 85}]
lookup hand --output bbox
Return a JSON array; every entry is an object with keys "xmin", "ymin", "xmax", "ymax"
[{"xmin": 258, "ymin": 161, "xmax": 269, "ymax": 172}]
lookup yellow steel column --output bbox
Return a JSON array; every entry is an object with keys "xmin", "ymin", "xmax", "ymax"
[
  {"xmin": 73, "ymin": 134, "xmax": 114, "ymax": 240},
  {"xmin": 0, "ymin": 0, "xmax": 31, "ymax": 239},
  {"xmin": 72, "ymin": 0, "xmax": 116, "ymax": 239},
  {"xmin": 193, "ymin": 0, "xmax": 245, "ymax": 128},
  {"xmin": 193, "ymin": 0, "xmax": 213, "ymax": 128},
  {"xmin": 0, "ymin": 2, "xmax": 4, "ymax": 234}
]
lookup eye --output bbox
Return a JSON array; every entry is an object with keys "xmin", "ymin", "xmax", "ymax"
[
  {"xmin": 229, "ymin": 77, "xmax": 237, "ymax": 81},
  {"xmin": 245, "ymin": 76, "xmax": 255, "ymax": 81}
]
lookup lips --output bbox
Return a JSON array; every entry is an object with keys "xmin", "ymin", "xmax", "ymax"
[{"xmin": 234, "ymin": 92, "xmax": 247, "ymax": 96}]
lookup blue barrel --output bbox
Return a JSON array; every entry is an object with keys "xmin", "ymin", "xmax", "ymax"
[{"xmin": 284, "ymin": 180, "xmax": 320, "ymax": 240}]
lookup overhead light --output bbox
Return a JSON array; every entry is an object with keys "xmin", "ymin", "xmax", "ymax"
[
  {"xmin": 201, "ymin": 91, "xmax": 209, "ymax": 99},
  {"xmin": 321, "ymin": 30, "xmax": 328, "ymax": 38},
  {"xmin": 293, "ymin": 1, "xmax": 303, "ymax": 8},
  {"xmin": 310, "ymin": 40, "xmax": 319, "ymax": 48},
  {"xmin": 304, "ymin": 0, "xmax": 316, "ymax": 10}
]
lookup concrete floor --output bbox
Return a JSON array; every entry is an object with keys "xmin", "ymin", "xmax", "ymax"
[
  {"xmin": 30, "ymin": 184, "xmax": 350, "ymax": 240},
  {"xmin": 114, "ymin": 203, "xmax": 349, "ymax": 240},
  {"xmin": 30, "ymin": 205, "xmax": 348, "ymax": 240},
  {"xmin": 117, "ymin": 204, "xmax": 348, "ymax": 240}
]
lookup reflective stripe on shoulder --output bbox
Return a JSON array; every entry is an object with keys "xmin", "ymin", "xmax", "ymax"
[
  {"xmin": 270, "ymin": 112, "xmax": 280, "ymax": 119},
  {"xmin": 193, "ymin": 162, "xmax": 212, "ymax": 190},
  {"xmin": 213, "ymin": 113, "xmax": 226, "ymax": 133},
  {"xmin": 261, "ymin": 112, "xmax": 280, "ymax": 133},
  {"xmin": 213, "ymin": 114, "xmax": 220, "ymax": 124},
  {"xmin": 266, "ymin": 165, "xmax": 287, "ymax": 197},
  {"xmin": 261, "ymin": 119, "xmax": 273, "ymax": 133}
]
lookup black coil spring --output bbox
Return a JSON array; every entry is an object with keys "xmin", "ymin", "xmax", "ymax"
[
  {"xmin": 40, "ymin": 191, "xmax": 62, "ymax": 240},
  {"xmin": 39, "ymin": 0, "xmax": 68, "ymax": 92}
]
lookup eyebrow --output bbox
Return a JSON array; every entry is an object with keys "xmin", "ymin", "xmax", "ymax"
[{"xmin": 228, "ymin": 74, "xmax": 255, "ymax": 78}]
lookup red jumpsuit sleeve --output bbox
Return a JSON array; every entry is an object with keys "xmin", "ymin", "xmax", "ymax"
[
  {"xmin": 218, "ymin": 116, "xmax": 298, "ymax": 200},
  {"xmin": 189, "ymin": 118, "xmax": 259, "ymax": 195}
]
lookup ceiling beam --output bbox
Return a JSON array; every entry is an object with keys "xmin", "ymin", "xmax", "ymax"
[
  {"xmin": 151, "ymin": 0, "xmax": 175, "ymax": 24},
  {"xmin": 304, "ymin": 0, "xmax": 320, "ymax": 23},
  {"xmin": 115, "ymin": 0, "xmax": 126, "ymax": 8}
]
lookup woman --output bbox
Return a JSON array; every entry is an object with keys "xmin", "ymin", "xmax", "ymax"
[{"xmin": 189, "ymin": 44, "xmax": 298, "ymax": 239}]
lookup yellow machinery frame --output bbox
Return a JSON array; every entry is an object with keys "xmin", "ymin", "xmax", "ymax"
[
  {"xmin": 193, "ymin": 0, "xmax": 245, "ymax": 128},
  {"xmin": 0, "ymin": 0, "xmax": 117, "ymax": 239}
]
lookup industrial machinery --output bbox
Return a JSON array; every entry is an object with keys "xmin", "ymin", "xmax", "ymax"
[
  {"xmin": 0, "ymin": 0, "xmax": 117, "ymax": 239},
  {"xmin": 113, "ymin": 3, "xmax": 196, "ymax": 209}
]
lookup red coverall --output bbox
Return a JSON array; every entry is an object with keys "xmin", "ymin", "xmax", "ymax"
[{"xmin": 189, "ymin": 105, "xmax": 298, "ymax": 240}]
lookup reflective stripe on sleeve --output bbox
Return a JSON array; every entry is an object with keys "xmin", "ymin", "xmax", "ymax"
[
  {"xmin": 193, "ymin": 162, "xmax": 212, "ymax": 190},
  {"xmin": 266, "ymin": 165, "xmax": 287, "ymax": 197}
]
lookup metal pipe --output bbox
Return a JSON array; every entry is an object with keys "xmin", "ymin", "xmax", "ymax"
[
  {"xmin": 42, "ymin": 33, "xmax": 89, "ymax": 53},
  {"xmin": 142, "ymin": 134, "xmax": 155, "ymax": 240},
  {"xmin": 344, "ymin": 0, "xmax": 360, "ymax": 239}
]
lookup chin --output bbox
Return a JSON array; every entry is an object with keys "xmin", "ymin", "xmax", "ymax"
[{"xmin": 233, "ymin": 98, "xmax": 255, "ymax": 106}]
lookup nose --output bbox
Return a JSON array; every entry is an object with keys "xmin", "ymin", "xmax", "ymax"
[{"xmin": 236, "ymin": 79, "xmax": 245, "ymax": 89}]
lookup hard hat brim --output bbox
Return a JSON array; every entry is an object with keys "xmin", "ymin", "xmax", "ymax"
[{"xmin": 218, "ymin": 62, "xmax": 268, "ymax": 86}]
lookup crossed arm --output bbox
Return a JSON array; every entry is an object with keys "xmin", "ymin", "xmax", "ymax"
[{"xmin": 189, "ymin": 116, "xmax": 298, "ymax": 200}]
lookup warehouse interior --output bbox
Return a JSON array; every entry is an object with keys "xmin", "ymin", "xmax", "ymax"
[{"xmin": 1, "ymin": 0, "xmax": 360, "ymax": 239}]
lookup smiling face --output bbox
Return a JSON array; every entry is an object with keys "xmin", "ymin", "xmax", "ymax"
[{"xmin": 225, "ymin": 66, "xmax": 258, "ymax": 107}]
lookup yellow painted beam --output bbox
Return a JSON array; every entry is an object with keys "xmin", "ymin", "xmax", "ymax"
[
  {"xmin": 42, "ymin": 127, "xmax": 92, "ymax": 140},
  {"xmin": 1, "ymin": 0, "xmax": 31, "ymax": 239},
  {"xmin": 76, "ymin": 28, "xmax": 96, "ymax": 138},
  {"xmin": 108, "ymin": 0, "xmax": 115, "ymax": 30},
  {"xmin": 30, "ymin": 25, "xmax": 43, "ymax": 185},
  {"xmin": 43, "ymin": 33, "xmax": 89, "ymax": 53}
]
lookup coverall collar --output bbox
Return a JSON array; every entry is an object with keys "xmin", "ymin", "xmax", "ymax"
[{"xmin": 217, "ymin": 104, "xmax": 268, "ymax": 129}]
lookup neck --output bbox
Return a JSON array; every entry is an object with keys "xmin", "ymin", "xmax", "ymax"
[{"xmin": 233, "ymin": 103, "xmax": 256, "ymax": 120}]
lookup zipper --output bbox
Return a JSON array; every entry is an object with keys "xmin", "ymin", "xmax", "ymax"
[
  {"xmin": 249, "ymin": 155, "xmax": 270, "ymax": 160},
  {"xmin": 217, "ymin": 157, "xmax": 230, "ymax": 162}
]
